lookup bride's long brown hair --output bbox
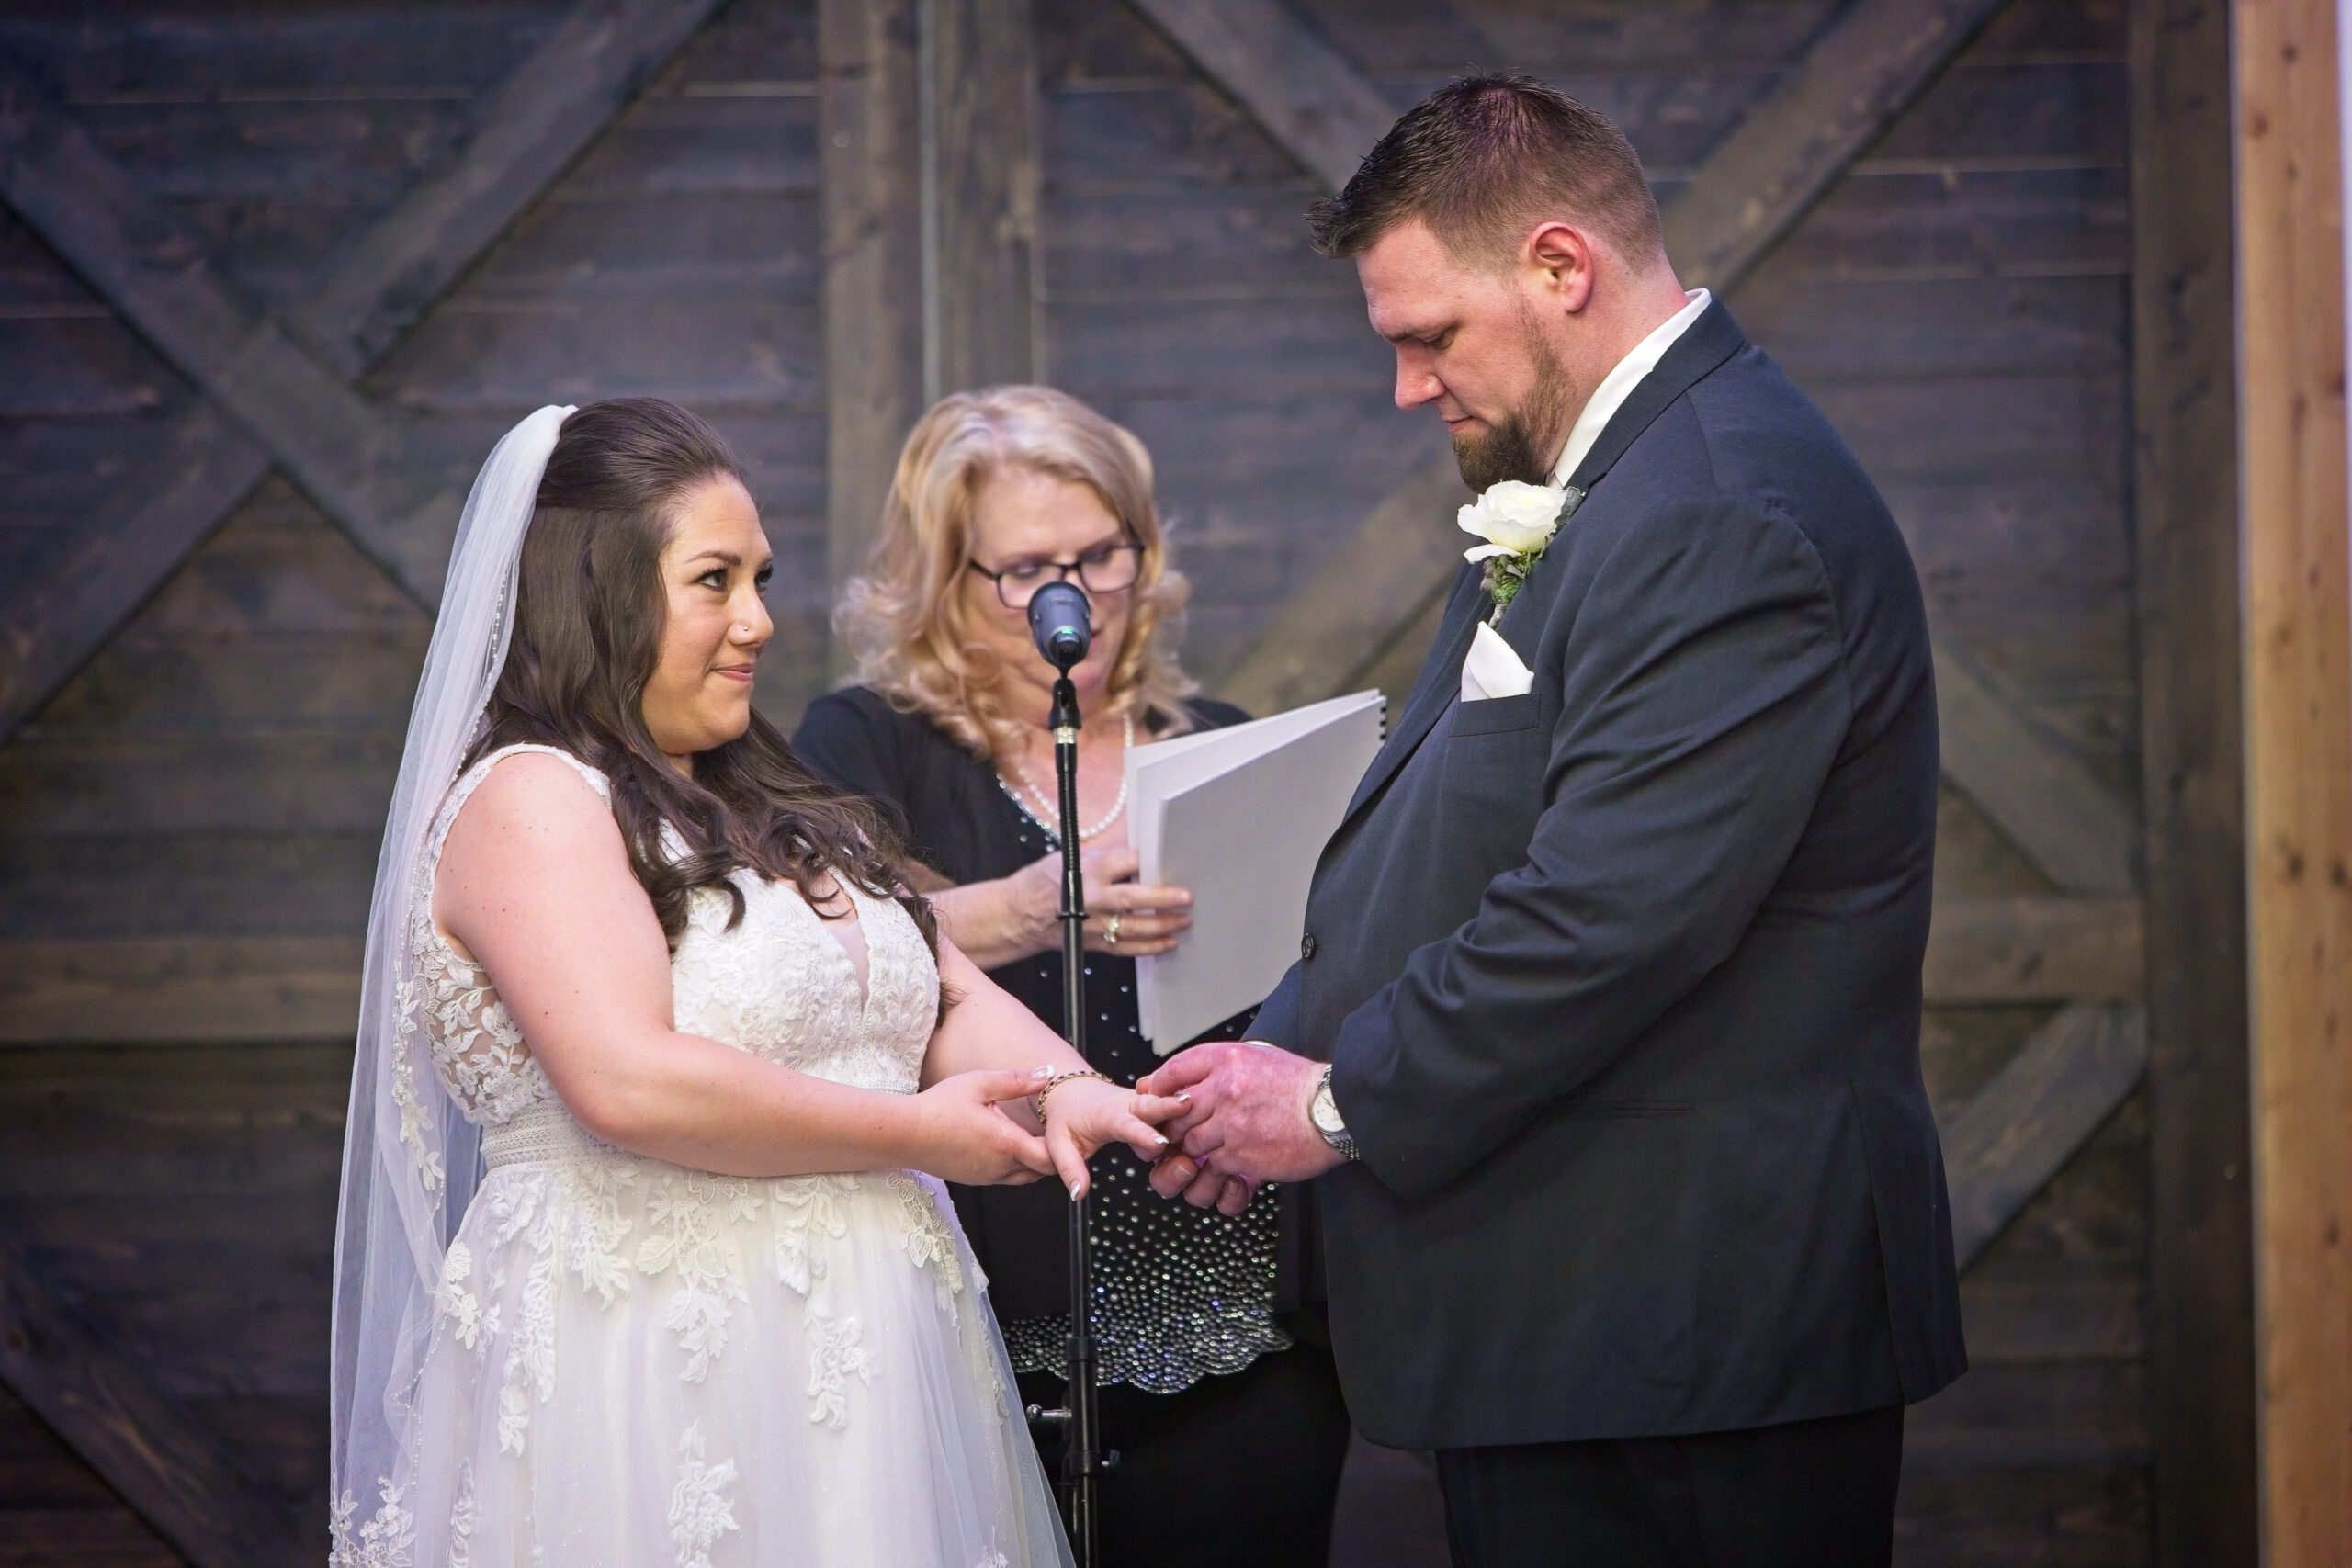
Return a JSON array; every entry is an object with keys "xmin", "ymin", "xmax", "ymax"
[{"xmin": 466, "ymin": 398, "xmax": 937, "ymax": 955}]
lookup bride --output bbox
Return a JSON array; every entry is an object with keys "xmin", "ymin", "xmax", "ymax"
[{"xmin": 328, "ymin": 400, "xmax": 1178, "ymax": 1566}]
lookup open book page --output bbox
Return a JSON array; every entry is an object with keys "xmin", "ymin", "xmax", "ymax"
[{"xmin": 1126, "ymin": 693, "xmax": 1385, "ymax": 1049}]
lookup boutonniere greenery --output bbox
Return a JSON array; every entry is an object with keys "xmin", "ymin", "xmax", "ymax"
[{"xmin": 1459, "ymin": 479, "xmax": 1579, "ymax": 621}]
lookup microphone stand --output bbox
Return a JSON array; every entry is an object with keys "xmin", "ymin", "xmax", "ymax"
[{"xmin": 1022, "ymin": 663, "xmax": 1107, "ymax": 1567}]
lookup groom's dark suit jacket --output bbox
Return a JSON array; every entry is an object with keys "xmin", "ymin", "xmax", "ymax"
[{"xmin": 1253, "ymin": 300, "xmax": 1967, "ymax": 1450}]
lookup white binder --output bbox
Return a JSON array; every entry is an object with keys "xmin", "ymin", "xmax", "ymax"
[{"xmin": 1125, "ymin": 691, "xmax": 1386, "ymax": 1049}]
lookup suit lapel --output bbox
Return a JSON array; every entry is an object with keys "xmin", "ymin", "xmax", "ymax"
[{"xmin": 1337, "ymin": 565, "xmax": 1486, "ymax": 828}]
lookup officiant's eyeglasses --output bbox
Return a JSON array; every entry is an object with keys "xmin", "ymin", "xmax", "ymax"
[{"xmin": 967, "ymin": 538, "xmax": 1143, "ymax": 610}]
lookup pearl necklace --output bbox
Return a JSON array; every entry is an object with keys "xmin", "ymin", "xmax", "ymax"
[{"xmin": 1003, "ymin": 715, "xmax": 1134, "ymax": 842}]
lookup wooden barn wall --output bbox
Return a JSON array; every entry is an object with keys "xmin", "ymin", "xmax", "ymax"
[{"xmin": 0, "ymin": 0, "xmax": 2154, "ymax": 1563}]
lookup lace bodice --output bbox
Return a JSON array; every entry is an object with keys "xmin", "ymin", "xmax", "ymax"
[{"xmin": 402, "ymin": 744, "xmax": 939, "ymax": 1131}]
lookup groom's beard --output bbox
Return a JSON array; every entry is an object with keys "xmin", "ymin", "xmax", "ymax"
[{"xmin": 1452, "ymin": 339, "xmax": 1577, "ymax": 493}]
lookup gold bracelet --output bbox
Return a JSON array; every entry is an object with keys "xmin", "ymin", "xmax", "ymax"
[{"xmin": 1032, "ymin": 1068, "xmax": 1113, "ymax": 1121}]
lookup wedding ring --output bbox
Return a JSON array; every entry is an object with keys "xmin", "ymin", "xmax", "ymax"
[{"xmin": 1104, "ymin": 913, "xmax": 1123, "ymax": 946}]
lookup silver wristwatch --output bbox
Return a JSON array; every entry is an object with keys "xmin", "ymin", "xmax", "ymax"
[{"xmin": 1309, "ymin": 1065, "xmax": 1359, "ymax": 1161}]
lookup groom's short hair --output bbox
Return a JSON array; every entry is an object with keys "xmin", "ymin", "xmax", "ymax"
[{"xmin": 1307, "ymin": 73, "xmax": 1663, "ymax": 269}]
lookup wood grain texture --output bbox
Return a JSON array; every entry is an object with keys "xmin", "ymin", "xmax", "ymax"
[
  {"xmin": 1931, "ymin": 639, "xmax": 2137, "ymax": 895},
  {"xmin": 0, "ymin": 938, "xmax": 361, "ymax": 1044},
  {"xmin": 2127, "ymin": 0, "xmax": 2258, "ymax": 1559},
  {"xmin": 282, "ymin": 0, "xmax": 729, "ymax": 378},
  {"xmin": 1923, "ymin": 896, "xmax": 2141, "ymax": 1004},
  {"xmin": 0, "ymin": 1226, "xmax": 305, "ymax": 1568},
  {"xmin": 0, "ymin": 55, "xmax": 455, "ymax": 604},
  {"xmin": 820, "ymin": 0, "xmax": 923, "ymax": 630},
  {"xmin": 0, "ymin": 406, "xmax": 269, "ymax": 741},
  {"xmin": 1123, "ymin": 0, "xmax": 1395, "ymax": 192},
  {"xmin": 2234, "ymin": 0, "xmax": 2352, "ymax": 1558},
  {"xmin": 928, "ymin": 0, "xmax": 1040, "ymax": 393},
  {"xmin": 1665, "ymin": 0, "xmax": 2014, "ymax": 293},
  {"xmin": 1943, "ymin": 1003, "xmax": 2147, "ymax": 1270},
  {"xmin": 1215, "ymin": 443, "xmax": 1462, "ymax": 716}
]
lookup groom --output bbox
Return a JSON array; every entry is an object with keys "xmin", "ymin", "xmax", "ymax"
[{"xmin": 1142, "ymin": 75, "xmax": 1965, "ymax": 1565}]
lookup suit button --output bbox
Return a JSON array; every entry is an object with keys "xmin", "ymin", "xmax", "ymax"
[{"xmin": 1301, "ymin": 932, "xmax": 1318, "ymax": 961}]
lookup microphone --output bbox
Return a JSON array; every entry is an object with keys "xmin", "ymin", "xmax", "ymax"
[{"xmin": 1027, "ymin": 581, "xmax": 1091, "ymax": 671}]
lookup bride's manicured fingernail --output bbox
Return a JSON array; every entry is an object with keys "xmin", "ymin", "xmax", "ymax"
[
  {"xmin": 1157, "ymin": 1134, "xmax": 1171, "ymax": 1146},
  {"xmin": 1033, "ymin": 1065, "xmax": 1053, "ymax": 1078}
]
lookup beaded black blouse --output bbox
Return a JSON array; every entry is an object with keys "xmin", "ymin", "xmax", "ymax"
[{"xmin": 791, "ymin": 686, "xmax": 1288, "ymax": 1393}]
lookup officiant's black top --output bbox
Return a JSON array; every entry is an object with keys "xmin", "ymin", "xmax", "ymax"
[
  {"xmin": 793, "ymin": 686, "xmax": 1301, "ymax": 1393},
  {"xmin": 1251, "ymin": 299, "xmax": 1969, "ymax": 1448}
]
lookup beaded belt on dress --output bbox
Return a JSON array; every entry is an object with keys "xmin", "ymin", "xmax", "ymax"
[{"xmin": 480, "ymin": 1100, "xmax": 612, "ymax": 1169}]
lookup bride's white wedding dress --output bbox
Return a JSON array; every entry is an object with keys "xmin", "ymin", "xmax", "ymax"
[{"xmin": 330, "ymin": 744, "xmax": 1072, "ymax": 1568}]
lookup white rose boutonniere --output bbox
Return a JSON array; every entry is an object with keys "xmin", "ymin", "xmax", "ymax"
[{"xmin": 1459, "ymin": 479, "xmax": 1578, "ymax": 620}]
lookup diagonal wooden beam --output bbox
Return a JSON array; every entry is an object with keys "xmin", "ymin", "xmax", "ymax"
[
  {"xmin": 0, "ymin": 56, "xmax": 453, "ymax": 603},
  {"xmin": 1924, "ymin": 896, "xmax": 2143, "ymax": 1005},
  {"xmin": 1124, "ymin": 0, "xmax": 1394, "ymax": 192},
  {"xmin": 1665, "ymin": 0, "xmax": 2014, "ymax": 293},
  {"xmin": 286, "ymin": 0, "xmax": 728, "ymax": 378},
  {"xmin": 1933, "ymin": 640, "xmax": 2138, "ymax": 895},
  {"xmin": 1943, "ymin": 1003, "xmax": 2148, "ymax": 1269},
  {"xmin": 0, "ymin": 0, "xmax": 722, "ymax": 740},
  {"xmin": 0, "ymin": 1226, "xmax": 306, "ymax": 1568}
]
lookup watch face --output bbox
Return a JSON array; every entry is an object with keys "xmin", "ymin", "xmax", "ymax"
[{"xmin": 1310, "ymin": 1083, "xmax": 1344, "ymax": 1134}]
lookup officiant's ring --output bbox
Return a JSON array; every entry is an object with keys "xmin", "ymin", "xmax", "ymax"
[{"xmin": 1104, "ymin": 913, "xmax": 1123, "ymax": 946}]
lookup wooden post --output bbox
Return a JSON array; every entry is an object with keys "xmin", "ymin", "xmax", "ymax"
[
  {"xmin": 926, "ymin": 0, "xmax": 1038, "ymax": 395},
  {"xmin": 819, "ymin": 0, "xmax": 1035, "ymax": 673},
  {"xmin": 2131, "ymin": 0, "xmax": 2259, "ymax": 1561},
  {"xmin": 820, "ymin": 0, "xmax": 925, "ymax": 626},
  {"xmin": 2234, "ymin": 0, "xmax": 2352, "ymax": 1561}
]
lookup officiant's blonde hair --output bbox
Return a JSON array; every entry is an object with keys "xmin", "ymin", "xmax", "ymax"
[{"xmin": 835, "ymin": 385, "xmax": 1199, "ymax": 760}]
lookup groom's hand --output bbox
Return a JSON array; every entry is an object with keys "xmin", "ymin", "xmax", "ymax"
[{"xmin": 1136, "ymin": 1042, "xmax": 1344, "ymax": 1203}]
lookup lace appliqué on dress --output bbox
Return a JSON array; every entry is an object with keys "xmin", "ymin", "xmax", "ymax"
[
  {"xmin": 329, "ymin": 1480, "xmax": 417, "ymax": 1568},
  {"xmin": 667, "ymin": 1424, "xmax": 740, "ymax": 1568}
]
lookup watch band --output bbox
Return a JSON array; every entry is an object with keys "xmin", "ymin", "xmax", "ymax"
[{"xmin": 1313, "ymin": 1065, "xmax": 1360, "ymax": 1161}]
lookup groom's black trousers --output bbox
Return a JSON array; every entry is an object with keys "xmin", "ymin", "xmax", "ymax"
[{"xmin": 1434, "ymin": 1404, "xmax": 1904, "ymax": 1568}]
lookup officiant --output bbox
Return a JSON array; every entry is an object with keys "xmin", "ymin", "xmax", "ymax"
[{"xmin": 792, "ymin": 385, "xmax": 1350, "ymax": 1568}]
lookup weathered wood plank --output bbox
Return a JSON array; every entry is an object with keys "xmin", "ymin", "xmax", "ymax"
[
  {"xmin": 1943, "ymin": 1003, "xmax": 2147, "ymax": 1269},
  {"xmin": 1893, "ymin": 1465, "xmax": 2148, "ymax": 1568},
  {"xmin": 1923, "ymin": 896, "xmax": 2141, "ymax": 1004},
  {"xmin": 283, "ymin": 0, "xmax": 729, "ymax": 378},
  {"xmin": 819, "ymin": 0, "xmax": 923, "ymax": 651},
  {"xmin": 0, "ymin": 407, "xmax": 270, "ymax": 740},
  {"xmin": 0, "ymin": 1226, "xmax": 305, "ymax": 1568},
  {"xmin": 1664, "ymin": 0, "xmax": 2014, "ymax": 292},
  {"xmin": 1903, "ymin": 1359, "xmax": 2150, "ymax": 1472},
  {"xmin": 0, "ymin": 938, "xmax": 361, "ymax": 1045},
  {"xmin": 930, "ymin": 0, "xmax": 1040, "ymax": 392},
  {"xmin": 2128, "ymin": 0, "xmax": 2258, "ymax": 1557},
  {"xmin": 1932, "ymin": 639, "xmax": 2136, "ymax": 895},
  {"xmin": 0, "ymin": 55, "xmax": 454, "ymax": 604},
  {"xmin": 1215, "ymin": 442, "xmax": 1461, "ymax": 716},
  {"xmin": 1123, "ymin": 0, "xmax": 1395, "ymax": 192},
  {"xmin": 2236, "ymin": 0, "xmax": 2352, "ymax": 1555}
]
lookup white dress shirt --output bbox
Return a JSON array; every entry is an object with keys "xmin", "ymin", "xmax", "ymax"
[{"xmin": 1548, "ymin": 288, "xmax": 1713, "ymax": 485}]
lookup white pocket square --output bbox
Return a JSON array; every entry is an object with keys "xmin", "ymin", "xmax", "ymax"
[{"xmin": 1461, "ymin": 621, "xmax": 1535, "ymax": 702}]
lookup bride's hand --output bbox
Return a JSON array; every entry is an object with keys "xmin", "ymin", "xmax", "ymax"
[
  {"xmin": 1041, "ymin": 1078, "xmax": 1187, "ymax": 1199},
  {"xmin": 908, "ymin": 1069, "xmax": 1057, "ymax": 1186}
]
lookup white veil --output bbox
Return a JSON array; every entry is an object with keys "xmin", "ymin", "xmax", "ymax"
[{"xmin": 329, "ymin": 405, "xmax": 573, "ymax": 1516}]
